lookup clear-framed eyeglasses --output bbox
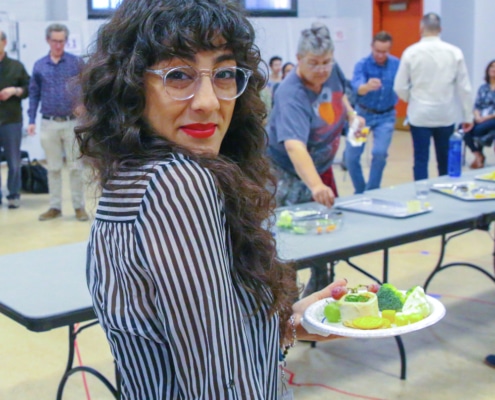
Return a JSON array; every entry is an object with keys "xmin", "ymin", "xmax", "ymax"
[
  {"xmin": 145, "ymin": 65, "xmax": 253, "ymax": 101},
  {"xmin": 305, "ymin": 60, "xmax": 335, "ymax": 72}
]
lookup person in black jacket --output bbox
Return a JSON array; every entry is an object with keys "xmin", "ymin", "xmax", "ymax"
[{"xmin": 0, "ymin": 31, "xmax": 30, "ymax": 209}]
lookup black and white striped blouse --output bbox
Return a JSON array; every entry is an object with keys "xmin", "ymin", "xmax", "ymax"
[{"xmin": 87, "ymin": 153, "xmax": 280, "ymax": 399}]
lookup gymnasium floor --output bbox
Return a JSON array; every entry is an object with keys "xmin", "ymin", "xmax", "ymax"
[{"xmin": 1, "ymin": 131, "xmax": 494, "ymax": 399}]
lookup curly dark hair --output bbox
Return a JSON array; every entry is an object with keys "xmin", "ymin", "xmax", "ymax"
[{"xmin": 75, "ymin": 0, "xmax": 298, "ymax": 342}]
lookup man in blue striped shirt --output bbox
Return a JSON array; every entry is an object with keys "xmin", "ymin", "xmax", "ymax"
[
  {"xmin": 27, "ymin": 23, "xmax": 88, "ymax": 221},
  {"xmin": 344, "ymin": 31, "xmax": 399, "ymax": 194}
]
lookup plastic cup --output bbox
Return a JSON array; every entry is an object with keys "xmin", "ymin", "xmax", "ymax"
[{"xmin": 415, "ymin": 180, "xmax": 430, "ymax": 200}]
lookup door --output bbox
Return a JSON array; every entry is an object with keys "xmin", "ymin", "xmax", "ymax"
[{"xmin": 373, "ymin": 0, "xmax": 423, "ymax": 130}]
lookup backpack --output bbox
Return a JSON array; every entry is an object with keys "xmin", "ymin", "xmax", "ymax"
[{"xmin": 21, "ymin": 159, "xmax": 49, "ymax": 194}]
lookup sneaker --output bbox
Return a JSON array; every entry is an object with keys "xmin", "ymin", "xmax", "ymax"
[
  {"xmin": 75, "ymin": 208, "xmax": 89, "ymax": 221},
  {"xmin": 484, "ymin": 355, "xmax": 495, "ymax": 368},
  {"xmin": 39, "ymin": 208, "xmax": 62, "ymax": 221},
  {"xmin": 8, "ymin": 198, "xmax": 20, "ymax": 209}
]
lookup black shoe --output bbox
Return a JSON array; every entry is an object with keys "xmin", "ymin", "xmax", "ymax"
[{"xmin": 485, "ymin": 355, "xmax": 495, "ymax": 368}]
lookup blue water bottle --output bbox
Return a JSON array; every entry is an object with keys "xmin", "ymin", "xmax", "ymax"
[{"xmin": 448, "ymin": 129, "xmax": 463, "ymax": 177}]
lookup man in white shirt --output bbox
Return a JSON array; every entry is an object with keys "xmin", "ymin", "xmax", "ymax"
[{"xmin": 394, "ymin": 12, "xmax": 473, "ymax": 180}]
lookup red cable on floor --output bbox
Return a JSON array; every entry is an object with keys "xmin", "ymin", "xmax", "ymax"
[
  {"xmin": 73, "ymin": 323, "xmax": 92, "ymax": 400},
  {"xmin": 282, "ymin": 366, "xmax": 387, "ymax": 400}
]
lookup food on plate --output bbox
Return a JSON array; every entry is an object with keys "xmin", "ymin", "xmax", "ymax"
[
  {"xmin": 402, "ymin": 286, "xmax": 431, "ymax": 318},
  {"xmin": 345, "ymin": 316, "xmax": 388, "ymax": 330},
  {"xmin": 322, "ymin": 283, "xmax": 432, "ymax": 330},
  {"xmin": 323, "ymin": 302, "xmax": 341, "ymax": 323},
  {"xmin": 276, "ymin": 210, "xmax": 293, "ymax": 229},
  {"xmin": 339, "ymin": 292, "xmax": 380, "ymax": 324},
  {"xmin": 480, "ymin": 171, "xmax": 495, "ymax": 180},
  {"xmin": 366, "ymin": 283, "xmax": 381, "ymax": 293},
  {"xmin": 406, "ymin": 200, "xmax": 422, "ymax": 213},
  {"xmin": 376, "ymin": 283, "xmax": 405, "ymax": 311},
  {"xmin": 381, "ymin": 309, "xmax": 396, "ymax": 323},
  {"xmin": 276, "ymin": 209, "xmax": 341, "ymax": 235},
  {"xmin": 331, "ymin": 285, "xmax": 348, "ymax": 300},
  {"xmin": 474, "ymin": 193, "xmax": 495, "ymax": 199}
]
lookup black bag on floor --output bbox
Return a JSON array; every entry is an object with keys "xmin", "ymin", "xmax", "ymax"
[{"xmin": 21, "ymin": 160, "xmax": 49, "ymax": 194}]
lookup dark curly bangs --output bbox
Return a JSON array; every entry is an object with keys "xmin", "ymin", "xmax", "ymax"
[{"xmin": 141, "ymin": 1, "xmax": 253, "ymax": 67}]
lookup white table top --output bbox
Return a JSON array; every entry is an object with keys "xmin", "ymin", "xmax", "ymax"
[{"xmin": 0, "ymin": 242, "xmax": 93, "ymax": 331}]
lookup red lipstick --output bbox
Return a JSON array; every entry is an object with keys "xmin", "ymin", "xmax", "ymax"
[{"xmin": 181, "ymin": 123, "xmax": 217, "ymax": 139}]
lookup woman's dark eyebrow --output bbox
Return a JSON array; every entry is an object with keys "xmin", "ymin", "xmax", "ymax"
[
  {"xmin": 175, "ymin": 52, "xmax": 235, "ymax": 66},
  {"xmin": 215, "ymin": 53, "xmax": 235, "ymax": 63}
]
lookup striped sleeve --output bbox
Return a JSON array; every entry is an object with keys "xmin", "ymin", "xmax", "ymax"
[{"xmin": 133, "ymin": 159, "xmax": 266, "ymax": 399}]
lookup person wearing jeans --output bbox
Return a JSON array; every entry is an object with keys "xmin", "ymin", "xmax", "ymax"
[
  {"xmin": 409, "ymin": 124, "xmax": 454, "ymax": 180},
  {"xmin": 345, "ymin": 110, "xmax": 396, "ymax": 193},
  {"xmin": 394, "ymin": 13, "xmax": 473, "ymax": 180},
  {"xmin": 0, "ymin": 30, "xmax": 30, "ymax": 209},
  {"xmin": 462, "ymin": 60, "xmax": 495, "ymax": 169},
  {"xmin": 344, "ymin": 31, "xmax": 399, "ymax": 194}
]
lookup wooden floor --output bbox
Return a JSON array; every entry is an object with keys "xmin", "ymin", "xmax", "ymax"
[{"xmin": 1, "ymin": 131, "xmax": 495, "ymax": 399}]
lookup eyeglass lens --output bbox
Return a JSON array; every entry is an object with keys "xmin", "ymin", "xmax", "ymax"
[
  {"xmin": 307, "ymin": 62, "xmax": 333, "ymax": 71},
  {"xmin": 163, "ymin": 66, "xmax": 250, "ymax": 100}
]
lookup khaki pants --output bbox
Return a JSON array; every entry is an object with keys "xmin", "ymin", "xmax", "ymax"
[{"xmin": 40, "ymin": 119, "xmax": 85, "ymax": 210}]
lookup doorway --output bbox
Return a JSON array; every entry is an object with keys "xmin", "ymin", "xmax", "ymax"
[{"xmin": 373, "ymin": 0, "xmax": 423, "ymax": 129}]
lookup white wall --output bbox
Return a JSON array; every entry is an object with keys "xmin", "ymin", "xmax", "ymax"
[
  {"xmin": 441, "ymin": 0, "xmax": 495, "ymax": 91},
  {"xmin": 423, "ymin": 0, "xmax": 442, "ymax": 15},
  {"xmin": 0, "ymin": 0, "xmax": 47, "ymax": 21},
  {"xmin": 472, "ymin": 0, "xmax": 495, "ymax": 89}
]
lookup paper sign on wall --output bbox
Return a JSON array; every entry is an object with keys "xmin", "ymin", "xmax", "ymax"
[{"xmin": 65, "ymin": 34, "xmax": 82, "ymax": 54}]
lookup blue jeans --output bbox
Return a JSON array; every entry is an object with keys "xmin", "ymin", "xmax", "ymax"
[
  {"xmin": 463, "ymin": 118, "xmax": 495, "ymax": 153},
  {"xmin": 410, "ymin": 124, "xmax": 454, "ymax": 180},
  {"xmin": 0, "ymin": 122, "xmax": 22, "ymax": 200},
  {"xmin": 344, "ymin": 111, "xmax": 395, "ymax": 194}
]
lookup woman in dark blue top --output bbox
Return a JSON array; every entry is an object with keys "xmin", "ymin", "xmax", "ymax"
[{"xmin": 463, "ymin": 59, "xmax": 495, "ymax": 169}]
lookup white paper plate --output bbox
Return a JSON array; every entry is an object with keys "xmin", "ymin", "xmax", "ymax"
[{"xmin": 301, "ymin": 293, "xmax": 446, "ymax": 338}]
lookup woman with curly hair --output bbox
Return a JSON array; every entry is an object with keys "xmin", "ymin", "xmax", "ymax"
[{"xmin": 76, "ymin": 0, "xmax": 344, "ymax": 398}]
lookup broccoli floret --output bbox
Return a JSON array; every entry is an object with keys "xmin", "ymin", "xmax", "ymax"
[{"xmin": 377, "ymin": 283, "xmax": 405, "ymax": 311}]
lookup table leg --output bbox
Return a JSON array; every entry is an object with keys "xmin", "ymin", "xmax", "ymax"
[
  {"xmin": 423, "ymin": 231, "xmax": 495, "ymax": 292},
  {"xmin": 56, "ymin": 322, "xmax": 120, "ymax": 400},
  {"xmin": 394, "ymin": 336, "xmax": 407, "ymax": 380},
  {"xmin": 493, "ymin": 224, "xmax": 495, "ymax": 276},
  {"xmin": 383, "ymin": 248, "xmax": 389, "ymax": 283},
  {"xmin": 301, "ymin": 260, "xmax": 332, "ymax": 297}
]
